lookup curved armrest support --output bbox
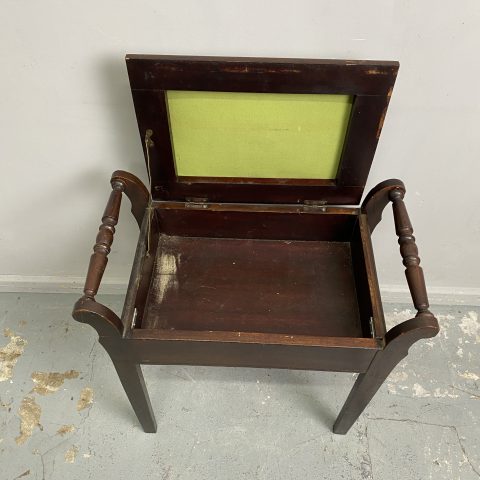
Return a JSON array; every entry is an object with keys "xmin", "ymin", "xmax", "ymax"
[
  {"xmin": 361, "ymin": 178, "xmax": 405, "ymax": 233},
  {"xmin": 385, "ymin": 312, "xmax": 439, "ymax": 352},
  {"xmin": 72, "ymin": 170, "xmax": 149, "ymax": 337},
  {"xmin": 111, "ymin": 170, "xmax": 149, "ymax": 229},
  {"xmin": 73, "ymin": 296, "xmax": 123, "ymax": 337}
]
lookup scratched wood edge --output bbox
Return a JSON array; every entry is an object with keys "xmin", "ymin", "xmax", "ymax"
[
  {"xmin": 0, "ymin": 277, "xmax": 468, "ymax": 306},
  {"xmin": 0, "ymin": 276, "xmax": 478, "ymax": 306}
]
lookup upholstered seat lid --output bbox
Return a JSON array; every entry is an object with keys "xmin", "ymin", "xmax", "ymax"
[{"xmin": 126, "ymin": 54, "xmax": 398, "ymax": 205}]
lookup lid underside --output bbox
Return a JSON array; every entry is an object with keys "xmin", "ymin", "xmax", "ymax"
[{"xmin": 126, "ymin": 55, "xmax": 398, "ymax": 205}]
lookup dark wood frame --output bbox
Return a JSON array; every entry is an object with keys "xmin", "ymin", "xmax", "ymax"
[
  {"xmin": 73, "ymin": 173, "xmax": 439, "ymax": 434},
  {"xmin": 126, "ymin": 55, "xmax": 398, "ymax": 204},
  {"xmin": 72, "ymin": 56, "xmax": 438, "ymax": 435}
]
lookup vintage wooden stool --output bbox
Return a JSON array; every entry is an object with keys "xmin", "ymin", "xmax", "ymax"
[{"xmin": 73, "ymin": 55, "xmax": 439, "ymax": 434}]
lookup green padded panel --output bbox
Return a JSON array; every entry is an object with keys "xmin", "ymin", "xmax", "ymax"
[{"xmin": 166, "ymin": 91, "xmax": 353, "ymax": 179}]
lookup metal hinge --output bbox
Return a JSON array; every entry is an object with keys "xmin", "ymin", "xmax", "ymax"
[
  {"xmin": 303, "ymin": 200, "xmax": 328, "ymax": 212},
  {"xmin": 185, "ymin": 197, "xmax": 209, "ymax": 209}
]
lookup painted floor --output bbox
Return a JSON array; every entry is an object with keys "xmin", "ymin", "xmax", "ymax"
[{"xmin": 0, "ymin": 293, "xmax": 478, "ymax": 479}]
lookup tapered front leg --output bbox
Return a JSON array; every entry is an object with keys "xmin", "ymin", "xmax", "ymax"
[
  {"xmin": 333, "ymin": 314, "xmax": 438, "ymax": 434},
  {"xmin": 333, "ymin": 347, "xmax": 404, "ymax": 434},
  {"xmin": 112, "ymin": 360, "xmax": 157, "ymax": 433}
]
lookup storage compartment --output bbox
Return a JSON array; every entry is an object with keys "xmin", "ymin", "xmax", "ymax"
[{"xmin": 133, "ymin": 205, "xmax": 382, "ymax": 340}]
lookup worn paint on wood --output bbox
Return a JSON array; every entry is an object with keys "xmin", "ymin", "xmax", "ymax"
[{"xmin": 153, "ymin": 250, "xmax": 179, "ymax": 305}]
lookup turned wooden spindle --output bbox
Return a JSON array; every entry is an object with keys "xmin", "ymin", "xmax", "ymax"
[
  {"xmin": 83, "ymin": 180, "xmax": 125, "ymax": 299},
  {"xmin": 73, "ymin": 171, "xmax": 150, "ymax": 338},
  {"xmin": 389, "ymin": 188, "xmax": 431, "ymax": 315}
]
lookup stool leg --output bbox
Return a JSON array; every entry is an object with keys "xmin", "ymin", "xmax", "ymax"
[
  {"xmin": 333, "ymin": 314, "xmax": 439, "ymax": 434},
  {"xmin": 333, "ymin": 350, "xmax": 397, "ymax": 434},
  {"xmin": 112, "ymin": 361, "xmax": 157, "ymax": 433}
]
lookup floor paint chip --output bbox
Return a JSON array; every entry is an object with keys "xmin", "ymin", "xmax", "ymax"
[
  {"xmin": 77, "ymin": 387, "xmax": 94, "ymax": 411},
  {"xmin": 31, "ymin": 370, "xmax": 79, "ymax": 395},
  {"xmin": 64, "ymin": 445, "xmax": 79, "ymax": 463},
  {"xmin": 0, "ymin": 328, "xmax": 27, "ymax": 382},
  {"xmin": 56, "ymin": 424, "xmax": 76, "ymax": 436},
  {"xmin": 15, "ymin": 396, "xmax": 42, "ymax": 445}
]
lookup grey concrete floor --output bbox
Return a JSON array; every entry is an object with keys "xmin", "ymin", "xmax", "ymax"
[{"xmin": 0, "ymin": 293, "xmax": 478, "ymax": 479}]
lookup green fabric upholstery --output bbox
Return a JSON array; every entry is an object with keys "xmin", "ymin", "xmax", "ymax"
[{"xmin": 166, "ymin": 91, "xmax": 352, "ymax": 179}]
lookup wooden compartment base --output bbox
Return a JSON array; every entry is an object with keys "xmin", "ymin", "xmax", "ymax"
[{"xmin": 143, "ymin": 236, "xmax": 363, "ymax": 338}]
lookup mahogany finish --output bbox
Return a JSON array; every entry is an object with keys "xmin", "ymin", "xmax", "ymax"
[
  {"xmin": 72, "ymin": 56, "xmax": 438, "ymax": 436},
  {"xmin": 390, "ymin": 188, "xmax": 431, "ymax": 314},
  {"xmin": 83, "ymin": 181, "xmax": 123, "ymax": 299},
  {"xmin": 126, "ymin": 55, "xmax": 398, "ymax": 205},
  {"xmin": 143, "ymin": 236, "xmax": 363, "ymax": 337}
]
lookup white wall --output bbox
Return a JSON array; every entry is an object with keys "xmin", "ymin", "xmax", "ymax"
[{"xmin": 1, "ymin": 1, "xmax": 479, "ymax": 300}]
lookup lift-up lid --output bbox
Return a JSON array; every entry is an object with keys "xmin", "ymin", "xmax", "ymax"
[{"xmin": 126, "ymin": 54, "xmax": 398, "ymax": 205}]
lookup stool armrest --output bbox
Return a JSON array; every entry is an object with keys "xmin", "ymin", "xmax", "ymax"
[
  {"xmin": 362, "ymin": 180, "xmax": 439, "ymax": 335},
  {"xmin": 72, "ymin": 170, "xmax": 149, "ymax": 337}
]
